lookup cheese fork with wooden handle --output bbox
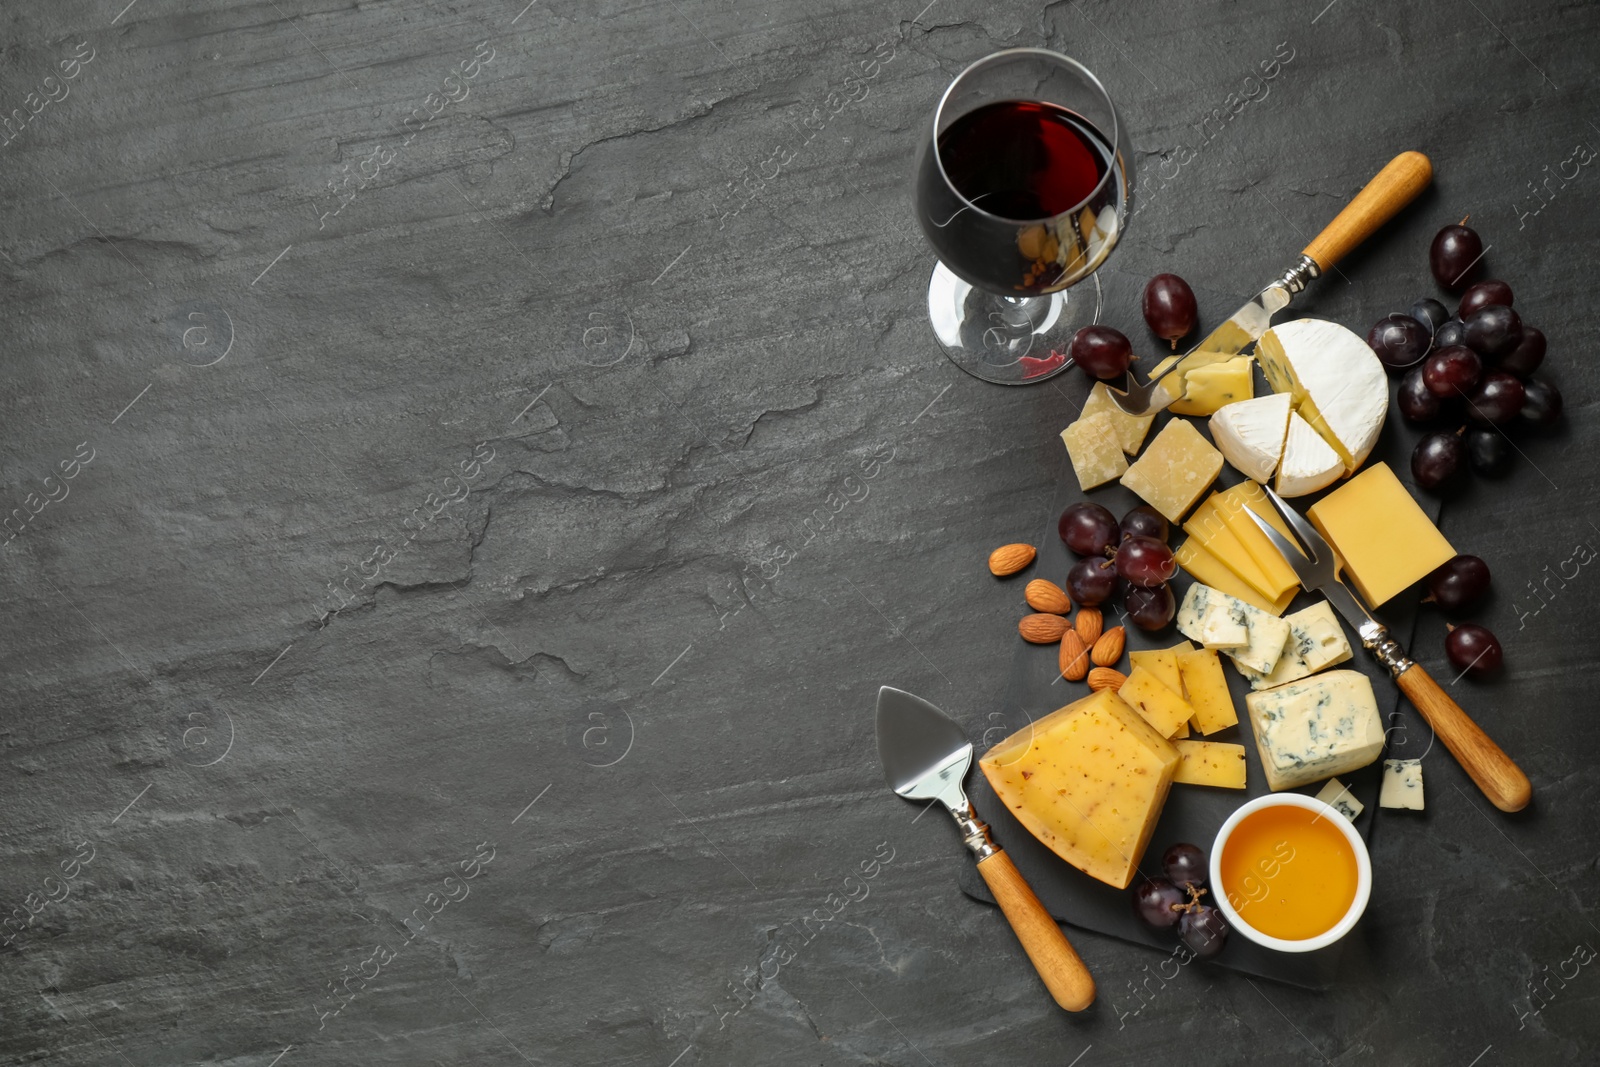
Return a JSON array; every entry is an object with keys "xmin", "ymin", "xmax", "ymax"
[
  {"xmin": 876, "ymin": 686, "xmax": 1095, "ymax": 1011},
  {"xmin": 1244, "ymin": 487, "xmax": 1533, "ymax": 813}
]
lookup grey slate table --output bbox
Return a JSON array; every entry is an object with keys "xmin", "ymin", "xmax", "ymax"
[{"xmin": 2, "ymin": 1, "xmax": 1597, "ymax": 1064}]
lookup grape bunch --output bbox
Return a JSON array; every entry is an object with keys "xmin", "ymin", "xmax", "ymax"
[
  {"xmin": 1131, "ymin": 842, "xmax": 1229, "ymax": 959},
  {"xmin": 1058, "ymin": 502, "xmax": 1178, "ymax": 631},
  {"xmin": 1366, "ymin": 219, "xmax": 1565, "ymax": 492},
  {"xmin": 1425, "ymin": 555, "xmax": 1504, "ymax": 678}
]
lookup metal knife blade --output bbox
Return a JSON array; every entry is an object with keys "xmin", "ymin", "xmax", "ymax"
[
  {"xmin": 875, "ymin": 686, "xmax": 973, "ymax": 816},
  {"xmin": 1135, "ymin": 276, "xmax": 1300, "ymax": 411}
]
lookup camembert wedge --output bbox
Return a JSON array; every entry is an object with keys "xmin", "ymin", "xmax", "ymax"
[
  {"xmin": 1209, "ymin": 392, "xmax": 1291, "ymax": 484},
  {"xmin": 1275, "ymin": 410, "xmax": 1344, "ymax": 498}
]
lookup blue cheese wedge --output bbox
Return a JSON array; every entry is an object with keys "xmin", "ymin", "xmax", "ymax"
[
  {"xmin": 1380, "ymin": 759, "xmax": 1425, "ymax": 810},
  {"xmin": 1177, "ymin": 583, "xmax": 1292, "ymax": 675},
  {"xmin": 1244, "ymin": 670, "xmax": 1384, "ymax": 791},
  {"xmin": 1231, "ymin": 601, "xmax": 1353, "ymax": 690},
  {"xmin": 1314, "ymin": 777, "xmax": 1364, "ymax": 821},
  {"xmin": 1197, "ymin": 612, "xmax": 1249, "ymax": 649}
]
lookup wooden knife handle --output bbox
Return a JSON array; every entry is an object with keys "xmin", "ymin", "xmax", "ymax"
[
  {"xmin": 976, "ymin": 849, "xmax": 1095, "ymax": 1011},
  {"xmin": 1395, "ymin": 662, "xmax": 1532, "ymax": 813},
  {"xmin": 1301, "ymin": 151, "xmax": 1433, "ymax": 272}
]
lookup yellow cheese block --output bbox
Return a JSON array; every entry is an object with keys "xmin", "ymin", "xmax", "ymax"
[
  {"xmin": 1306, "ymin": 462, "xmax": 1456, "ymax": 607},
  {"xmin": 1176, "ymin": 647, "xmax": 1239, "ymax": 734},
  {"xmin": 1168, "ymin": 356, "xmax": 1254, "ymax": 416},
  {"xmin": 1120, "ymin": 419, "xmax": 1224, "ymax": 523},
  {"xmin": 1060, "ymin": 410, "xmax": 1129, "ymax": 491},
  {"xmin": 1173, "ymin": 538, "xmax": 1296, "ymax": 616},
  {"xmin": 1173, "ymin": 739, "xmax": 1248, "ymax": 788},
  {"xmin": 1081, "ymin": 381, "xmax": 1157, "ymax": 456},
  {"xmin": 1183, "ymin": 497, "xmax": 1283, "ymax": 601},
  {"xmin": 979, "ymin": 689, "xmax": 1180, "ymax": 889},
  {"xmin": 1120, "ymin": 665, "xmax": 1197, "ymax": 738},
  {"xmin": 1213, "ymin": 482, "xmax": 1303, "ymax": 598}
]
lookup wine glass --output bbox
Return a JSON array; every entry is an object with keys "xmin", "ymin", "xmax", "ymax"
[{"xmin": 913, "ymin": 49, "xmax": 1133, "ymax": 385}]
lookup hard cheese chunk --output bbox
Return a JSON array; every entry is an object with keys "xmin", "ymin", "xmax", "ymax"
[
  {"xmin": 979, "ymin": 689, "xmax": 1179, "ymax": 889},
  {"xmin": 1120, "ymin": 418, "xmax": 1224, "ymax": 523},
  {"xmin": 1176, "ymin": 647, "xmax": 1238, "ymax": 734},
  {"xmin": 1168, "ymin": 356, "xmax": 1254, "ymax": 417},
  {"xmin": 1120, "ymin": 665, "xmax": 1197, "ymax": 738},
  {"xmin": 1307, "ymin": 462, "xmax": 1456, "ymax": 607},
  {"xmin": 1380, "ymin": 759, "xmax": 1425, "ymax": 810},
  {"xmin": 1315, "ymin": 777, "xmax": 1364, "ymax": 821},
  {"xmin": 1177, "ymin": 583, "xmax": 1292, "ymax": 675},
  {"xmin": 1061, "ymin": 411, "xmax": 1129, "ymax": 491},
  {"xmin": 1081, "ymin": 381, "xmax": 1157, "ymax": 455},
  {"xmin": 1245, "ymin": 670, "xmax": 1384, "ymax": 791},
  {"xmin": 1232, "ymin": 601, "xmax": 1353, "ymax": 690},
  {"xmin": 1173, "ymin": 739, "xmax": 1247, "ymax": 788},
  {"xmin": 1174, "ymin": 539, "xmax": 1296, "ymax": 616}
]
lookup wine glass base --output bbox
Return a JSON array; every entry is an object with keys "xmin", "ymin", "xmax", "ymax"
[{"xmin": 925, "ymin": 260, "xmax": 1101, "ymax": 385}]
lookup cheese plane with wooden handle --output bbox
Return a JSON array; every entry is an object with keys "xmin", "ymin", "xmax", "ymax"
[{"xmin": 875, "ymin": 686, "xmax": 1096, "ymax": 1011}]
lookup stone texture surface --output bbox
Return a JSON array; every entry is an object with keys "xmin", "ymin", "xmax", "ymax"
[{"xmin": 1, "ymin": 1, "xmax": 1597, "ymax": 1064}]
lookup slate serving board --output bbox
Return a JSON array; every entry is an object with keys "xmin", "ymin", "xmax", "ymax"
[{"xmin": 957, "ymin": 366, "xmax": 1442, "ymax": 990}]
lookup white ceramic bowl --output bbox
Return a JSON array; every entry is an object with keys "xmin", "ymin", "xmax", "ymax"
[{"xmin": 1208, "ymin": 793, "xmax": 1372, "ymax": 953}]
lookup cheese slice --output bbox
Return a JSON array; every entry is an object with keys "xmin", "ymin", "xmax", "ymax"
[
  {"xmin": 1314, "ymin": 777, "xmax": 1364, "ymax": 821},
  {"xmin": 1177, "ymin": 583, "xmax": 1292, "ymax": 675},
  {"xmin": 1061, "ymin": 410, "xmax": 1128, "ymax": 490},
  {"xmin": 1275, "ymin": 410, "xmax": 1344, "ymax": 498},
  {"xmin": 1306, "ymin": 462, "xmax": 1456, "ymax": 607},
  {"xmin": 1255, "ymin": 318, "xmax": 1388, "ymax": 474},
  {"xmin": 1244, "ymin": 670, "xmax": 1384, "ymax": 791},
  {"xmin": 1176, "ymin": 647, "xmax": 1238, "ymax": 734},
  {"xmin": 1209, "ymin": 392, "xmax": 1291, "ymax": 482},
  {"xmin": 1213, "ymin": 482, "xmax": 1302, "ymax": 599},
  {"xmin": 1380, "ymin": 759, "xmax": 1425, "ymax": 810},
  {"xmin": 1173, "ymin": 739, "xmax": 1248, "ymax": 788},
  {"xmin": 979, "ymin": 689, "xmax": 1179, "ymax": 889},
  {"xmin": 1173, "ymin": 539, "xmax": 1295, "ymax": 616},
  {"xmin": 1169, "ymin": 356, "xmax": 1254, "ymax": 417},
  {"xmin": 1233, "ymin": 601, "xmax": 1353, "ymax": 690},
  {"xmin": 1182, "ymin": 498, "xmax": 1281, "ymax": 601},
  {"xmin": 1120, "ymin": 665, "xmax": 1197, "ymax": 738},
  {"xmin": 1128, "ymin": 645, "xmax": 1187, "ymax": 696},
  {"xmin": 1081, "ymin": 381, "xmax": 1157, "ymax": 456},
  {"xmin": 1120, "ymin": 419, "xmax": 1224, "ymax": 523}
]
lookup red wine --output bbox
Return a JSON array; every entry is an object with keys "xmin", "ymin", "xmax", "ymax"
[{"xmin": 937, "ymin": 100, "xmax": 1110, "ymax": 220}]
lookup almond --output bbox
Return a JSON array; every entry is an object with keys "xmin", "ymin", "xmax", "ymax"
[
  {"xmin": 1087, "ymin": 666, "xmax": 1128, "ymax": 692},
  {"xmin": 1024, "ymin": 579, "xmax": 1071, "ymax": 615},
  {"xmin": 1090, "ymin": 625, "xmax": 1125, "ymax": 667},
  {"xmin": 1059, "ymin": 631, "xmax": 1089, "ymax": 680},
  {"xmin": 1018, "ymin": 613, "xmax": 1069, "ymax": 644},
  {"xmin": 1074, "ymin": 607, "xmax": 1103, "ymax": 646},
  {"xmin": 988, "ymin": 543, "xmax": 1037, "ymax": 577}
]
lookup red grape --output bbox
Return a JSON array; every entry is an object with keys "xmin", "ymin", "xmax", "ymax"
[
  {"xmin": 1446, "ymin": 623, "xmax": 1502, "ymax": 677},
  {"xmin": 1412, "ymin": 432, "xmax": 1465, "ymax": 491},
  {"xmin": 1132, "ymin": 877, "xmax": 1187, "ymax": 930},
  {"xmin": 1058, "ymin": 502, "xmax": 1120, "ymax": 556},
  {"xmin": 1501, "ymin": 326, "xmax": 1546, "ymax": 378},
  {"xmin": 1410, "ymin": 298, "xmax": 1450, "ymax": 336},
  {"xmin": 1430, "ymin": 222, "xmax": 1484, "ymax": 290},
  {"xmin": 1463, "ymin": 304, "xmax": 1522, "ymax": 359},
  {"xmin": 1464, "ymin": 371, "xmax": 1525, "ymax": 426},
  {"xmin": 1116, "ymin": 535, "xmax": 1177, "ymax": 588},
  {"xmin": 1398, "ymin": 367, "xmax": 1446, "ymax": 424},
  {"xmin": 1422, "ymin": 346, "xmax": 1481, "ymax": 397},
  {"xmin": 1433, "ymin": 319, "xmax": 1468, "ymax": 349},
  {"xmin": 1125, "ymin": 582, "xmax": 1176, "ymax": 631},
  {"xmin": 1067, "ymin": 556, "xmax": 1119, "ymax": 606},
  {"xmin": 1179, "ymin": 903, "xmax": 1229, "ymax": 958},
  {"xmin": 1458, "ymin": 279, "xmax": 1513, "ymax": 318},
  {"xmin": 1520, "ymin": 376, "xmax": 1563, "ymax": 426},
  {"xmin": 1162, "ymin": 842, "xmax": 1207, "ymax": 888},
  {"xmin": 1120, "ymin": 505, "xmax": 1169, "ymax": 544},
  {"xmin": 1142, "ymin": 274, "xmax": 1198, "ymax": 349},
  {"xmin": 1366, "ymin": 314, "xmax": 1430, "ymax": 371},
  {"xmin": 1466, "ymin": 428, "xmax": 1513, "ymax": 477},
  {"xmin": 1069, "ymin": 325, "xmax": 1133, "ymax": 380},
  {"xmin": 1428, "ymin": 555, "xmax": 1491, "ymax": 611}
]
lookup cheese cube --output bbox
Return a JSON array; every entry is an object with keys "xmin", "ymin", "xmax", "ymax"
[
  {"xmin": 1168, "ymin": 356, "xmax": 1255, "ymax": 417},
  {"xmin": 1232, "ymin": 601, "xmax": 1353, "ymax": 690},
  {"xmin": 1176, "ymin": 647, "xmax": 1238, "ymax": 734},
  {"xmin": 1314, "ymin": 777, "xmax": 1364, "ymax": 821},
  {"xmin": 1128, "ymin": 645, "xmax": 1188, "ymax": 697},
  {"xmin": 1173, "ymin": 739, "xmax": 1248, "ymax": 788},
  {"xmin": 1081, "ymin": 381, "xmax": 1156, "ymax": 455},
  {"xmin": 1120, "ymin": 419, "xmax": 1224, "ymax": 523},
  {"xmin": 979, "ymin": 689, "xmax": 1180, "ymax": 889},
  {"xmin": 1244, "ymin": 670, "xmax": 1384, "ymax": 791},
  {"xmin": 1177, "ymin": 583, "xmax": 1292, "ymax": 675},
  {"xmin": 1119, "ymin": 665, "xmax": 1197, "ymax": 738},
  {"xmin": 1174, "ymin": 539, "xmax": 1295, "ymax": 616},
  {"xmin": 1380, "ymin": 759, "xmax": 1425, "ymax": 810},
  {"xmin": 1213, "ymin": 482, "xmax": 1302, "ymax": 599},
  {"xmin": 1307, "ymin": 463, "xmax": 1456, "ymax": 607},
  {"xmin": 1197, "ymin": 612, "xmax": 1249, "ymax": 649},
  {"xmin": 1060, "ymin": 411, "xmax": 1129, "ymax": 491}
]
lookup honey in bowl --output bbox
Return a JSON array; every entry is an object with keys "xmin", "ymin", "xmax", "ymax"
[{"xmin": 1218, "ymin": 802, "xmax": 1359, "ymax": 941}]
